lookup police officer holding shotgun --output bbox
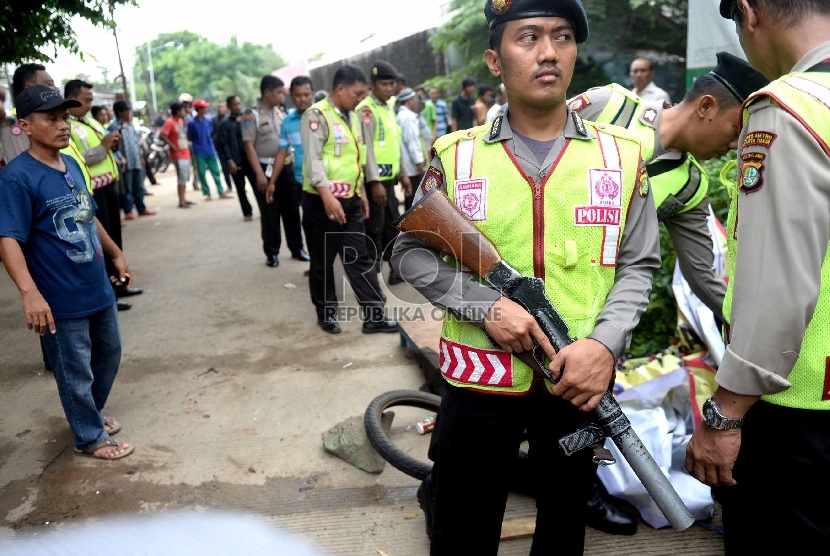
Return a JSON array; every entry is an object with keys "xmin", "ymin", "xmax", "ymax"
[{"xmin": 391, "ymin": 0, "xmax": 660, "ymax": 553}]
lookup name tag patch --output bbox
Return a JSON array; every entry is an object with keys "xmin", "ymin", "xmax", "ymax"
[
  {"xmin": 574, "ymin": 168, "xmax": 623, "ymax": 226},
  {"xmin": 455, "ymin": 178, "xmax": 487, "ymax": 221}
]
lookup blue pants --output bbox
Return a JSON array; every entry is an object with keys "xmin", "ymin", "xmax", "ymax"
[
  {"xmin": 122, "ymin": 168, "xmax": 147, "ymax": 214},
  {"xmin": 41, "ymin": 303, "xmax": 122, "ymax": 451}
]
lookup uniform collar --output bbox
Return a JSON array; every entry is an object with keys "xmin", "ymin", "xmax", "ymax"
[
  {"xmin": 483, "ymin": 106, "xmax": 595, "ymax": 144},
  {"xmin": 791, "ymin": 40, "xmax": 830, "ymax": 73}
]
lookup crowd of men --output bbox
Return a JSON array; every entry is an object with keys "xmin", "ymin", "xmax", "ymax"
[{"xmin": 1, "ymin": 0, "xmax": 829, "ymax": 553}]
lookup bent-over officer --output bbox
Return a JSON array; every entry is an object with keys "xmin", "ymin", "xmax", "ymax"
[
  {"xmin": 391, "ymin": 0, "xmax": 660, "ymax": 553},
  {"xmin": 300, "ymin": 64, "xmax": 398, "ymax": 336},
  {"xmin": 686, "ymin": 1, "xmax": 830, "ymax": 554},
  {"xmin": 357, "ymin": 61, "xmax": 412, "ymax": 284},
  {"xmin": 570, "ymin": 52, "xmax": 769, "ymax": 321}
]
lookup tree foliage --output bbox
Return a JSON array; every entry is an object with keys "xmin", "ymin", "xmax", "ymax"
[
  {"xmin": 0, "ymin": 0, "xmax": 136, "ymax": 65},
  {"xmin": 133, "ymin": 33, "xmax": 286, "ymax": 113},
  {"xmin": 426, "ymin": 0, "xmax": 687, "ymax": 95}
]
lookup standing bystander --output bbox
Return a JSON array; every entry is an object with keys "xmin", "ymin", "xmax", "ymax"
[
  {"xmin": 630, "ymin": 58, "xmax": 673, "ymax": 103},
  {"xmin": 213, "ymin": 101, "xmax": 234, "ymax": 192},
  {"xmin": 0, "ymin": 86, "xmax": 135, "ymax": 460},
  {"xmin": 473, "ymin": 84, "xmax": 493, "ymax": 126},
  {"xmin": 187, "ymin": 99, "xmax": 232, "ymax": 201},
  {"xmin": 451, "ymin": 77, "xmax": 477, "ymax": 132},
  {"xmin": 110, "ymin": 101, "xmax": 156, "ymax": 219},
  {"xmin": 160, "ymin": 102, "xmax": 195, "ymax": 209},
  {"xmin": 427, "ymin": 87, "xmax": 449, "ymax": 139},
  {"xmin": 396, "ymin": 88, "xmax": 425, "ymax": 218},
  {"xmin": 216, "ymin": 96, "xmax": 254, "ymax": 220},
  {"xmin": 486, "ymin": 83, "xmax": 508, "ymax": 122}
]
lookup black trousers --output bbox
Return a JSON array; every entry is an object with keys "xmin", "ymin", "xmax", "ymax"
[
  {"xmin": 365, "ymin": 179, "xmax": 400, "ymax": 264},
  {"xmin": 93, "ymin": 183, "xmax": 122, "ymax": 278},
  {"xmin": 430, "ymin": 384, "xmax": 596, "ymax": 556},
  {"xmin": 716, "ymin": 401, "xmax": 830, "ymax": 555},
  {"xmin": 219, "ymin": 156, "xmax": 233, "ymax": 191},
  {"xmin": 302, "ymin": 193, "xmax": 384, "ymax": 318},
  {"xmin": 231, "ymin": 161, "xmax": 254, "ymax": 217},
  {"xmin": 252, "ymin": 163, "xmax": 303, "ymax": 257}
]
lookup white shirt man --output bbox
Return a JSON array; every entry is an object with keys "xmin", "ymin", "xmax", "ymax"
[
  {"xmin": 630, "ymin": 58, "xmax": 672, "ymax": 103},
  {"xmin": 486, "ymin": 83, "xmax": 508, "ymax": 123},
  {"xmin": 396, "ymin": 89, "xmax": 424, "ymax": 178}
]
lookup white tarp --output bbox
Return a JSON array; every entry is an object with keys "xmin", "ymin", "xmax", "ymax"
[{"xmin": 687, "ymin": 0, "xmax": 744, "ymax": 70}]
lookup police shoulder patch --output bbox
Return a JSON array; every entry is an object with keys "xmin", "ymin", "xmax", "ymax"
[
  {"xmin": 743, "ymin": 131, "xmax": 777, "ymax": 149},
  {"xmin": 739, "ymin": 152, "xmax": 766, "ymax": 194},
  {"xmin": 568, "ymin": 94, "xmax": 591, "ymax": 112},
  {"xmin": 362, "ymin": 108, "xmax": 373, "ymax": 125},
  {"xmin": 421, "ymin": 165, "xmax": 444, "ymax": 194}
]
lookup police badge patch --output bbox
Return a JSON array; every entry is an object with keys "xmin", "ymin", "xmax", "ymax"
[
  {"xmin": 422, "ymin": 165, "xmax": 444, "ymax": 194},
  {"xmin": 491, "ymin": 0, "xmax": 511, "ymax": 15},
  {"xmin": 568, "ymin": 94, "xmax": 591, "ymax": 112},
  {"xmin": 309, "ymin": 120, "xmax": 320, "ymax": 132},
  {"xmin": 638, "ymin": 165, "xmax": 650, "ymax": 198},
  {"xmin": 740, "ymin": 152, "xmax": 766, "ymax": 194}
]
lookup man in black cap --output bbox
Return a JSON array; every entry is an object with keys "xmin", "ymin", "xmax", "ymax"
[
  {"xmin": 392, "ymin": 0, "xmax": 660, "ymax": 553},
  {"xmin": 0, "ymin": 85, "xmax": 135, "ymax": 460},
  {"xmin": 685, "ymin": 2, "xmax": 830, "ymax": 554},
  {"xmin": 357, "ymin": 61, "xmax": 412, "ymax": 284},
  {"xmin": 570, "ymin": 52, "xmax": 769, "ymax": 323}
]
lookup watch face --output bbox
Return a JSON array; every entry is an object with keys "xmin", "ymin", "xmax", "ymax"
[{"xmin": 703, "ymin": 403, "xmax": 716, "ymax": 425}]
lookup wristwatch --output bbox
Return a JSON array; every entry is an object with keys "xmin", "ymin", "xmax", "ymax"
[{"xmin": 702, "ymin": 396, "xmax": 745, "ymax": 430}]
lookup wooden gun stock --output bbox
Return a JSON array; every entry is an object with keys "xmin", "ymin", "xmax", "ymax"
[{"xmin": 394, "ymin": 188, "xmax": 502, "ymax": 278}]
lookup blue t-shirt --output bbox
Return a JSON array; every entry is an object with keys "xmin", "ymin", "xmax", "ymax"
[
  {"xmin": 0, "ymin": 152, "xmax": 115, "ymax": 319},
  {"xmin": 186, "ymin": 116, "xmax": 217, "ymax": 157},
  {"xmin": 434, "ymin": 99, "xmax": 449, "ymax": 137},
  {"xmin": 278, "ymin": 109, "xmax": 303, "ymax": 184}
]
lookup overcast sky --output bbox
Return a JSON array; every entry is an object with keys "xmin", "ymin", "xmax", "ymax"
[{"xmin": 44, "ymin": 0, "xmax": 450, "ymax": 85}]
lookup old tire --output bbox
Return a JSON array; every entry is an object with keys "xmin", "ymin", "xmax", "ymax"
[{"xmin": 364, "ymin": 390, "xmax": 440, "ymax": 480}]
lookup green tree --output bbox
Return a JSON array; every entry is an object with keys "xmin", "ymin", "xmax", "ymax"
[
  {"xmin": 426, "ymin": 0, "xmax": 687, "ymax": 95},
  {"xmin": 133, "ymin": 33, "xmax": 287, "ymax": 111},
  {"xmin": 1, "ymin": 0, "xmax": 136, "ymax": 65}
]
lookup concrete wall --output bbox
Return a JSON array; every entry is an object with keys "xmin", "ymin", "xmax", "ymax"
[{"xmin": 309, "ymin": 30, "xmax": 445, "ymax": 92}]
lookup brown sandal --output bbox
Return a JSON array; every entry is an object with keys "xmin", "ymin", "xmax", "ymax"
[
  {"xmin": 103, "ymin": 416, "xmax": 121, "ymax": 436},
  {"xmin": 74, "ymin": 437, "xmax": 134, "ymax": 460}
]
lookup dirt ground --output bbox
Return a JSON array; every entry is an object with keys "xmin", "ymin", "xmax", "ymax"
[{"xmin": 0, "ymin": 170, "xmax": 725, "ymax": 555}]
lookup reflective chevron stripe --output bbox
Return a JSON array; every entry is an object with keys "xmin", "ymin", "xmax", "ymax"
[{"xmin": 439, "ymin": 337, "xmax": 513, "ymax": 387}]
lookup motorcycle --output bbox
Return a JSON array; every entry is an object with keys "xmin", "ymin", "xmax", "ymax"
[{"xmin": 145, "ymin": 128, "xmax": 171, "ymax": 176}]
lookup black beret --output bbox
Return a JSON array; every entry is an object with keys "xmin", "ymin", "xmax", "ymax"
[
  {"xmin": 370, "ymin": 61, "xmax": 398, "ymax": 81},
  {"xmin": 719, "ymin": 0, "xmax": 733, "ymax": 18},
  {"xmin": 484, "ymin": 0, "xmax": 589, "ymax": 43},
  {"xmin": 709, "ymin": 52, "xmax": 769, "ymax": 102}
]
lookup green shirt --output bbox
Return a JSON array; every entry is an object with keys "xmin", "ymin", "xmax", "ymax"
[{"xmin": 422, "ymin": 101, "xmax": 437, "ymax": 132}]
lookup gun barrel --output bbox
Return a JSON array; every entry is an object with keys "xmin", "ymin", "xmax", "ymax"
[{"xmin": 595, "ymin": 393, "xmax": 696, "ymax": 531}]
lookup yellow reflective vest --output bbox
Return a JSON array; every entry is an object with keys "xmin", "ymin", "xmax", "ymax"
[
  {"xmin": 725, "ymin": 69, "xmax": 830, "ymax": 409},
  {"xmin": 302, "ymin": 97, "xmax": 365, "ymax": 199},
  {"xmin": 357, "ymin": 95, "xmax": 401, "ymax": 182},
  {"xmin": 578, "ymin": 84, "xmax": 708, "ymax": 221},
  {"xmin": 435, "ymin": 116, "xmax": 642, "ymax": 395},
  {"xmin": 69, "ymin": 116, "xmax": 119, "ymax": 190}
]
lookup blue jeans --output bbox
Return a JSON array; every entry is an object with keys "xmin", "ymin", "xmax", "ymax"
[
  {"xmin": 123, "ymin": 168, "xmax": 147, "ymax": 214},
  {"xmin": 41, "ymin": 303, "xmax": 122, "ymax": 451}
]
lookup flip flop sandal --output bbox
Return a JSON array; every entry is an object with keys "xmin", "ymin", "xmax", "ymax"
[
  {"xmin": 103, "ymin": 416, "xmax": 121, "ymax": 436},
  {"xmin": 74, "ymin": 437, "xmax": 135, "ymax": 460}
]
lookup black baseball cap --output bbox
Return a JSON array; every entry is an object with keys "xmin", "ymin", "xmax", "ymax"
[
  {"xmin": 484, "ymin": 0, "xmax": 589, "ymax": 43},
  {"xmin": 719, "ymin": 0, "xmax": 734, "ymax": 18},
  {"xmin": 15, "ymin": 85, "xmax": 81, "ymax": 119}
]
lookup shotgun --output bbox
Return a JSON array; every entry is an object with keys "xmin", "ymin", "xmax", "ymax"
[{"xmin": 394, "ymin": 187, "xmax": 695, "ymax": 531}]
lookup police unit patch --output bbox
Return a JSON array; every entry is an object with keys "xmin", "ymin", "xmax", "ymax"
[
  {"xmin": 308, "ymin": 120, "xmax": 320, "ymax": 132},
  {"xmin": 740, "ymin": 152, "xmax": 766, "ymax": 194},
  {"xmin": 743, "ymin": 131, "xmax": 777, "ymax": 149},
  {"xmin": 491, "ymin": 0, "xmax": 511, "ymax": 15},
  {"xmin": 568, "ymin": 94, "xmax": 591, "ymax": 112},
  {"xmin": 362, "ymin": 108, "xmax": 373, "ymax": 125},
  {"xmin": 642, "ymin": 108, "xmax": 657, "ymax": 125},
  {"xmin": 10, "ymin": 125, "xmax": 21, "ymax": 137},
  {"xmin": 638, "ymin": 165, "xmax": 650, "ymax": 198},
  {"xmin": 422, "ymin": 165, "xmax": 444, "ymax": 194},
  {"xmin": 454, "ymin": 178, "xmax": 488, "ymax": 221}
]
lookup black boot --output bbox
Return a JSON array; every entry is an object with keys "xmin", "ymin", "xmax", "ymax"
[
  {"xmin": 417, "ymin": 474, "xmax": 437, "ymax": 540},
  {"xmin": 317, "ymin": 310, "xmax": 341, "ymax": 334},
  {"xmin": 362, "ymin": 307, "xmax": 397, "ymax": 334},
  {"xmin": 585, "ymin": 480, "xmax": 638, "ymax": 536},
  {"xmin": 387, "ymin": 267, "xmax": 404, "ymax": 285}
]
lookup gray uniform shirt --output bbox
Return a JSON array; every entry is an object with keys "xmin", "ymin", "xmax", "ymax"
[
  {"xmin": 717, "ymin": 41, "xmax": 830, "ymax": 397},
  {"xmin": 391, "ymin": 108, "xmax": 662, "ymax": 359},
  {"xmin": 0, "ymin": 118, "xmax": 30, "ymax": 163},
  {"xmin": 300, "ymin": 103, "xmax": 380, "ymax": 190},
  {"xmin": 574, "ymin": 87, "xmax": 727, "ymax": 319},
  {"xmin": 242, "ymin": 102, "xmax": 283, "ymax": 159}
]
